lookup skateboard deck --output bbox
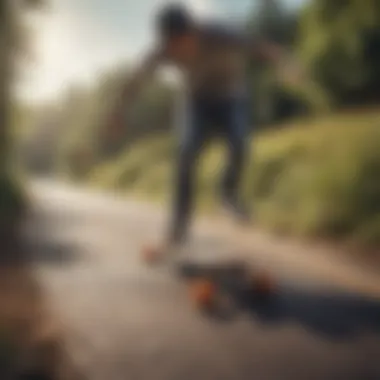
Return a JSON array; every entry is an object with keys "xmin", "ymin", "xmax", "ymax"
[
  {"xmin": 140, "ymin": 239, "xmax": 275, "ymax": 311},
  {"xmin": 178, "ymin": 259, "xmax": 274, "ymax": 310}
]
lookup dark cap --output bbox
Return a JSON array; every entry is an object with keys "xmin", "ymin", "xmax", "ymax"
[{"xmin": 156, "ymin": 3, "xmax": 194, "ymax": 38}]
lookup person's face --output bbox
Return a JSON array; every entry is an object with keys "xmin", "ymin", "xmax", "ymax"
[{"xmin": 165, "ymin": 32, "xmax": 199, "ymax": 64}]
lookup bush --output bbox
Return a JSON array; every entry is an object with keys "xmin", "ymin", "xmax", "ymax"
[
  {"xmin": 250, "ymin": 114, "xmax": 380, "ymax": 242},
  {"xmin": 88, "ymin": 134, "xmax": 174, "ymax": 191},
  {"xmin": 0, "ymin": 173, "xmax": 28, "ymax": 241},
  {"xmin": 86, "ymin": 111, "xmax": 380, "ymax": 246}
]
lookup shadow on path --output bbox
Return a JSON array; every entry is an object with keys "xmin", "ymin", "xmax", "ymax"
[
  {"xmin": 21, "ymin": 211, "xmax": 84, "ymax": 267},
  {"xmin": 179, "ymin": 261, "xmax": 380, "ymax": 341},
  {"xmin": 243, "ymin": 286, "xmax": 380, "ymax": 340},
  {"xmin": 24, "ymin": 239, "xmax": 81, "ymax": 266}
]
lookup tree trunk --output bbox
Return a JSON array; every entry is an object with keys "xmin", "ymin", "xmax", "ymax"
[{"xmin": 0, "ymin": 0, "xmax": 12, "ymax": 176}]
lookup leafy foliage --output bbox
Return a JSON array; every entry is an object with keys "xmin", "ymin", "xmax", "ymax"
[{"xmin": 298, "ymin": 0, "xmax": 380, "ymax": 105}]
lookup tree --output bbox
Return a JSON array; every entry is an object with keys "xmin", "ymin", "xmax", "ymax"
[
  {"xmin": 298, "ymin": 0, "xmax": 380, "ymax": 106},
  {"xmin": 248, "ymin": 0, "xmax": 298, "ymax": 45},
  {"xmin": 52, "ymin": 66, "xmax": 175, "ymax": 180},
  {"xmin": 245, "ymin": 0, "xmax": 308, "ymax": 125},
  {"xmin": 0, "ymin": 0, "xmax": 12, "ymax": 171},
  {"xmin": 0, "ymin": 0, "xmax": 47, "ymax": 173},
  {"xmin": 0, "ymin": 0, "xmax": 48, "ymax": 237}
]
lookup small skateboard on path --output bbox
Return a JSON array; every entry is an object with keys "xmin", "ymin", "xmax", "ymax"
[{"xmin": 140, "ymin": 241, "xmax": 275, "ymax": 311}]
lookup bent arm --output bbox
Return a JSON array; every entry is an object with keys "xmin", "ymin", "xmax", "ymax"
[
  {"xmin": 108, "ymin": 48, "xmax": 164, "ymax": 136},
  {"xmin": 250, "ymin": 38, "xmax": 285, "ymax": 63},
  {"xmin": 250, "ymin": 38, "xmax": 303, "ymax": 84}
]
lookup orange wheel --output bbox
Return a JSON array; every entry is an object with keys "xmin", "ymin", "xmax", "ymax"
[
  {"xmin": 188, "ymin": 278, "xmax": 217, "ymax": 309},
  {"xmin": 251, "ymin": 271, "xmax": 275, "ymax": 295},
  {"xmin": 140, "ymin": 244, "xmax": 164, "ymax": 265}
]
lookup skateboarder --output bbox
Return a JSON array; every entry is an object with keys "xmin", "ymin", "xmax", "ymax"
[{"xmin": 111, "ymin": 3, "xmax": 301, "ymax": 257}]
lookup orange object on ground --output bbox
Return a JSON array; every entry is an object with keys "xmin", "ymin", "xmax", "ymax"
[{"xmin": 188, "ymin": 278, "xmax": 217, "ymax": 308}]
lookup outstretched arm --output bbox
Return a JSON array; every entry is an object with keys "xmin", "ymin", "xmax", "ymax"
[
  {"xmin": 216, "ymin": 25, "xmax": 303, "ymax": 84},
  {"xmin": 109, "ymin": 48, "xmax": 164, "ymax": 136},
  {"xmin": 251, "ymin": 38, "xmax": 303, "ymax": 84}
]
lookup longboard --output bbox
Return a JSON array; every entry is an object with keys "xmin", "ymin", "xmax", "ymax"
[
  {"xmin": 178, "ymin": 259, "xmax": 275, "ymax": 310},
  {"xmin": 140, "ymin": 239, "xmax": 275, "ymax": 311}
]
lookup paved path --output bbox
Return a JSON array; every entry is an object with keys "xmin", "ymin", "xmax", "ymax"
[{"xmin": 25, "ymin": 180, "xmax": 380, "ymax": 380}]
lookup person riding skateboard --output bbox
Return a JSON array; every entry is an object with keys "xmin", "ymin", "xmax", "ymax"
[{"xmin": 111, "ymin": 3, "xmax": 301, "ymax": 258}]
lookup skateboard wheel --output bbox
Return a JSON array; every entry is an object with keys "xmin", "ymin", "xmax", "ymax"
[
  {"xmin": 189, "ymin": 279, "xmax": 216, "ymax": 309},
  {"xmin": 251, "ymin": 272, "xmax": 275, "ymax": 295},
  {"xmin": 141, "ymin": 244, "xmax": 163, "ymax": 264}
]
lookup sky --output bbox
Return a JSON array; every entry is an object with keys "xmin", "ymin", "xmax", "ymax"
[{"xmin": 19, "ymin": 0, "xmax": 306, "ymax": 104}]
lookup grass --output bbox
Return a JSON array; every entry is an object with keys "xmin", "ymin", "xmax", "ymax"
[
  {"xmin": 87, "ymin": 110, "xmax": 380, "ymax": 247},
  {"xmin": 250, "ymin": 113, "xmax": 380, "ymax": 242}
]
